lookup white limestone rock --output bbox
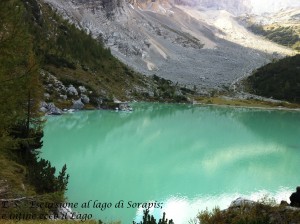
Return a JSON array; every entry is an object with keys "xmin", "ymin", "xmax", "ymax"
[
  {"xmin": 229, "ymin": 197, "xmax": 255, "ymax": 208},
  {"xmin": 67, "ymin": 85, "xmax": 78, "ymax": 96},
  {"xmin": 78, "ymin": 86, "xmax": 87, "ymax": 94},
  {"xmin": 72, "ymin": 99, "xmax": 84, "ymax": 110}
]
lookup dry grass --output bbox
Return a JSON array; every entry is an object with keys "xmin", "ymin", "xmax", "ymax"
[
  {"xmin": 44, "ymin": 63, "xmax": 147, "ymax": 102},
  {"xmin": 194, "ymin": 96, "xmax": 300, "ymax": 110},
  {"xmin": 0, "ymin": 153, "xmax": 33, "ymax": 198},
  {"xmin": 198, "ymin": 203, "xmax": 300, "ymax": 224}
]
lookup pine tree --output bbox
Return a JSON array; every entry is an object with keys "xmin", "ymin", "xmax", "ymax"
[
  {"xmin": 0, "ymin": 0, "xmax": 44, "ymax": 153},
  {"xmin": 0, "ymin": 0, "xmax": 70, "ymax": 197}
]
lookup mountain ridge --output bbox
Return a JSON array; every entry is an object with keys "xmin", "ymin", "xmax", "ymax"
[{"xmin": 43, "ymin": 0, "xmax": 296, "ymax": 93}]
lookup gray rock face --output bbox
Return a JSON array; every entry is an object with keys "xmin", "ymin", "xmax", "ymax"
[
  {"xmin": 72, "ymin": 99, "xmax": 84, "ymax": 110},
  {"xmin": 101, "ymin": 0, "xmax": 124, "ymax": 17},
  {"xmin": 67, "ymin": 85, "xmax": 78, "ymax": 96},
  {"xmin": 72, "ymin": 0, "xmax": 125, "ymax": 18}
]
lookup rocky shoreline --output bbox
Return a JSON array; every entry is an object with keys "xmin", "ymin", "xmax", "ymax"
[
  {"xmin": 40, "ymin": 69, "xmax": 135, "ymax": 115},
  {"xmin": 40, "ymin": 100, "xmax": 133, "ymax": 115}
]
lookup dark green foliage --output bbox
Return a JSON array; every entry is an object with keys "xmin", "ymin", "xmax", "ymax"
[
  {"xmin": 0, "ymin": 0, "xmax": 69, "ymax": 200},
  {"xmin": 57, "ymin": 164, "xmax": 69, "ymax": 191},
  {"xmin": 247, "ymin": 54, "xmax": 300, "ymax": 103},
  {"xmin": 152, "ymin": 75, "xmax": 189, "ymax": 102},
  {"xmin": 9, "ymin": 122, "xmax": 69, "ymax": 194},
  {"xmin": 99, "ymin": 100, "xmax": 119, "ymax": 110},
  {"xmin": 248, "ymin": 24, "xmax": 266, "ymax": 36},
  {"xmin": 173, "ymin": 95, "xmax": 188, "ymax": 102},
  {"xmin": 52, "ymin": 24, "xmax": 112, "ymax": 69},
  {"xmin": 249, "ymin": 24, "xmax": 300, "ymax": 48},
  {"xmin": 29, "ymin": 159, "xmax": 69, "ymax": 194},
  {"xmin": 28, "ymin": 159, "xmax": 56, "ymax": 193},
  {"xmin": 133, "ymin": 209, "xmax": 174, "ymax": 224},
  {"xmin": 23, "ymin": 1, "xmax": 113, "ymax": 71},
  {"xmin": 44, "ymin": 54, "xmax": 76, "ymax": 69},
  {"xmin": 180, "ymin": 87, "xmax": 195, "ymax": 95},
  {"xmin": 153, "ymin": 75, "xmax": 172, "ymax": 84},
  {"xmin": 21, "ymin": 0, "xmax": 43, "ymax": 26}
]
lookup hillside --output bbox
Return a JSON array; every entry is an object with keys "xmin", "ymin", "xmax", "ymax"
[
  {"xmin": 25, "ymin": 0, "xmax": 192, "ymax": 110},
  {"xmin": 0, "ymin": 0, "xmax": 70, "ymax": 217},
  {"xmin": 244, "ymin": 8, "xmax": 300, "ymax": 51},
  {"xmin": 43, "ymin": 0, "xmax": 295, "ymax": 93},
  {"xmin": 246, "ymin": 54, "xmax": 300, "ymax": 103}
]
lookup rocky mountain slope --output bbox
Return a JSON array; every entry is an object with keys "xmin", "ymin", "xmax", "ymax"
[
  {"xmin": 174, "ymin": 0, "xmax": 300, "ymax": 15},
  {"xmin": 43, "ymin": 0, "xmax": 296, "ymax": 93},
  {"xmin": 243, "ymin": 7, "xmax": 300, "ymax": 50}
]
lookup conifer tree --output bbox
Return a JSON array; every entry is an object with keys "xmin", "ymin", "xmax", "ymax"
[{"xmin": 0, "ymin": 0, "xmax": 43, "ymax": 152}]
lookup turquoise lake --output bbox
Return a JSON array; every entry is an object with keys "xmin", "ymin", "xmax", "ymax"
[{"xmin": 41, "ymin": 103, "xmax": 300, "ymax": 223}]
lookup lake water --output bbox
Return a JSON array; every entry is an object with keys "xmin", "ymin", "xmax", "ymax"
[{"xmin": 41, "ymin": 103, "xmax": 300, "ymax": 223}]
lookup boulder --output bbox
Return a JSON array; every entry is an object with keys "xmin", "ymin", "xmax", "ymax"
[
  {"xmin": 81, "ymin": 94, "xmax": 90, "ymax": 104},
  {"xmin": 47, "ymin": 103, "xmax": 63, "ymax": 115},
  {"xmin": 40, "ymin": 102, "xmax": 63, "ymax": 115},
  {"xmin": 72, "ymin": 99, "xmax": 84, "ymax": 110},
  {"xmin": 40, "ymin": 101, "xmax": 48, "ymax": 108},
  {"xmin": 67, "ymin": 85, "xmax": 78, "ymax": 96},
  {"xmin": 113, "ymin": 98, "xmax": 122, "ymax": 103},
  {"xmin": 40, "ymin": 107, "xmax": 48, "ymax": 113},
  {"xmin": 78, "ymin": 86, "xmax": 87, "ymax": 94},
  {"xmin": 229, "ymin": 197, "xmax": 255, "ymax": 208},
  {"xmin": 57, "ymin": 206, "xmax": 73, "ymax": 219},
  {"xmin": 280, "ymin": 200, "xmax": 289, "ymax": 206},
  {"xmin": 118, "ymin": 102, "xmax": 133, "ymax": 111},
  {"xmin": 60, "ymin": 94, "xmax": 68, "ymax": 100}
]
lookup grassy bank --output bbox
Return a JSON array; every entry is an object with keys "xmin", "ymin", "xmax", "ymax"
[
  {"xmin": 193, "ymin": 96, "xmax": 300, "ymax": 110},
  {"xmin": 198, "ymin": 200, "xmax": 300, "ymax": 224}
]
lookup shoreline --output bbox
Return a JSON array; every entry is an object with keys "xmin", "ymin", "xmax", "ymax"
[
  {"xmin": 192, "ymin": 101, "xmax": 300, "ymax": 112},
  {"xmin": 44, "ymin": 94, "xmax": 300, "ymax": 116}
]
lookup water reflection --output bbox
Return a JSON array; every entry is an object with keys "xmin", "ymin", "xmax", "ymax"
[{"xmin": 41, "ymin": 103, "xmax": 300, "ymax": 223}]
